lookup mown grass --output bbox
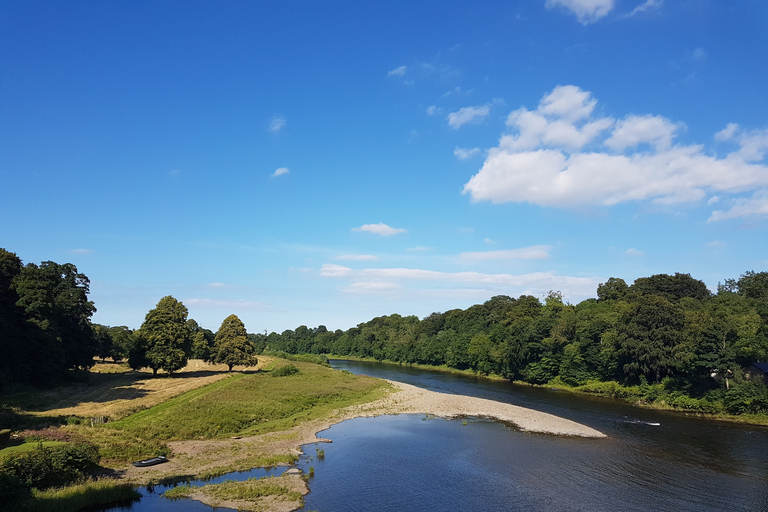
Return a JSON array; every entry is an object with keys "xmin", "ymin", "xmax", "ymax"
[
  {"xmin": 25, "ymin": 479, "xmax": 140, "ymax": 512},
  {"xmin": 71, "ymin": 360, "xmax": 388, "ymax": 464}
]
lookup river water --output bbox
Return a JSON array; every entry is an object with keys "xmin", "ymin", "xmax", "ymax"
[{"xmin": 102, "ymin": 360, "xmax": 768, "ymax": 511}]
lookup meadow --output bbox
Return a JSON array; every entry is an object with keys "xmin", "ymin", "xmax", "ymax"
[{"xmin": 0, "ymin": 358, "xmax": 391, "ymax": 511}]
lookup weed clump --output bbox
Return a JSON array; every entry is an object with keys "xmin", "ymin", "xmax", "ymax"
[{"xmin": 271, "ymin": 365, "xmax": 300, "ymax": 377}]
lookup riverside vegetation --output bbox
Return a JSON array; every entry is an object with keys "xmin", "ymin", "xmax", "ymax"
[
  {"xmin": 0, "ymin": 358, "xmax": 388, "ymax": 511},
  {"xmin": 1, "ymin": 246, "xmax": 767, "ymax": 508}
]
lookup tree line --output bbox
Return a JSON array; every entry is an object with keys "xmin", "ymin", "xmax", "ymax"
[
  {"xmin": 2, "ymin": 246, "xmax": 767, "ymax": 414},
  {"xmin": 254, "ymin": 272, "xmax": 768, "ymax": 415},
  {"xmin": 0, "ymin": 249, "xmax": 257, "ymax": 388}
]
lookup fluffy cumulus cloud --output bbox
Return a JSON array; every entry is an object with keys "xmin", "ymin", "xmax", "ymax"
[
  {"xmin": 447, "ymin": 105, "xmax": 491, "ymax": 129},
  {"xmin": 351, "ymin": 223, "xmax": 407, "ymax": 236},
  {"xmin": 319, "ymin": 263, "xmax": 600, "ymax": 301},
  {"xmin": 462, "ymin": 85, "xmax": 768, "ymax": 219},
  {"xmin": 545, "ymin": 0, "xmax": 615, "ymax": 24}
]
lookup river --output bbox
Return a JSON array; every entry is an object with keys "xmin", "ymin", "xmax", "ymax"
[{"xmin": 102, "ymin": 360, "xmax": 768, "ymax": 511}]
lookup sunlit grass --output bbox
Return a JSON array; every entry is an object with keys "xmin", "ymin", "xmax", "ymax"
[
  {"xmin": 27, "ymin": 479, "xmax": 140, "ymax": 512},
  {"xmin": 70, "ymin": 360, "xmax": 388, "ymax": 464}
]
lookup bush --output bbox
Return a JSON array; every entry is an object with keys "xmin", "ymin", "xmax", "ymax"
[
  {"xmin": 0, "ymin": 472, "xmax": 31, "ymax": 510},
  {"xmin": 0, "ymin": 429, "xmax": 11, "ymax": 445},
  {"xmin": 271, "ymin": 365, "xmax": 300, "ymax": 377},
  {"xmin": 724, "ymin": 381, "xmax": 768, "ymax": 415},
  {"xmin": 0, "ymin": 442, "xmax": 100, "ymax": 489}
]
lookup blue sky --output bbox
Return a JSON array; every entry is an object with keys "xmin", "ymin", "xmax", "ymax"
[{"xmin": 2, "ymin": 0, "xmax": 767, "ymax": 333}]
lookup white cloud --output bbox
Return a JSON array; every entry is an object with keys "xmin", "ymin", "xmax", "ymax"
[
  {"xmin": 320, "ymin": 263, "xmax": 600, "ymax": 302},
  {"xmin": 484, "ymin": 238, "xmax": 495, "ymax": 244},
  {"xmin": 351, "ymin": 223, "xmax": 407, "ymax": 236},
  {"xmin": 463, "ymin": 85, "xmax": 768, "ymax": 212},
  {"xmin": 426, "ymin": 105, "xmax": 440, "ymax": 116},
  {"xmin": 459, "ymin": 245, "xmax": 552, "ymax": 261},
  {"xmin": 185, "ymin": 298, "xmax": 270, "ymax": 311},
  {"xmin": 343, "ymin": 281, "xmax": 400, "ymax": 294},
  {"xmin": 604, "ymin": 115, "xmax": 681, "ymax": 151},
  {"xmin": 207, "ymin": 282, "xmax": 227, "ymax": 288},
  {"xmin": 546, "ymin": 0, "xmax": 615, "ymax": 24},
  {"xmin": 269, "ymin": 116, "xmax": 286, "ymax": 134},
  {"xmin": 447, "ymin": 105, "xmax": 491, "ymax": 129},
  {"xmin": 406, "ymin": 246, "xmax": 432, "ymax": 252},
  {"xmin": 626, "ymin": 0, "xmax": 662, "ymax": 17},
  {"xmin": 454, "ymin": 147, "xmax": 482, "ymax": 160},
  {"xmin": 71, "ymin": 248, "xmax": 91, "ymax": 254},
  {"xmin": 387, "ymin": 65, "xmax": 407, "ymax": 76},
  {"xmin": 625, "ymin": 248, "xmax": 645, "ymax": 256},
  {"xmin": 709, "ymin": 189, "xmax": 768, "ymax": 221},
  {"xmin": 272, "ymin": 167, "xmax": 290, "ymax": 177},
  {"xmin": 337, "ymin": 254, "xmax": 378, "ymax": 261}
]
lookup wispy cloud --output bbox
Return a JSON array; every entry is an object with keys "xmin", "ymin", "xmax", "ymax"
[
  {"xmin": 269, "ymin": 116, "xmax": 286, "ymax": 134},
  {"xmin": 71, "ymin": 248, "xmax": 92, "ymax": 254},
  {"xmin": 625, "ymin": 248, "xmax": 645, "ymax": 256},
  {"xmin": 447, "ymin": 105, "xmax": 490, "ymax": 129},
  {"xmin": 709, "ymin": 189, "xmax": 768, "ymax": 222},
  {"xmin": 320, "ymin": 263, "xmax": 600, "ymax": 302},
  {"xmin": 626, "ymin": 0, "xmax": 662, "ymax": 18},
  {"xmin": 272, "ymin": 167, "xmax": 290, "ymax": 177},
  {"xmin": 387, "ymin": 65, "xmax": 407, "ymax": 76},
  {"xmin": 336, "ymin": 254, "xmax": 378, "ymax": 261},
  {"xmin": 454, "ymin": 147, "xmax": 482, "ymax": 160},
  {"xmin": 463, "ymin": 85, "xmax": 768, "ymax": 218},
  {"xmin": 185, "ymin": 298, "xmax": 270, "ymax": 311},
  {"xmin": 459, "ymin": 246, "xmax": 552, "ymax": 261},
  {"xmin": 351, "ymin": 223, "xmax": 407, "ymax": 236},
  {"xmin": 546, "ymin": 0, "xmax": 614, "ymax": 25}
]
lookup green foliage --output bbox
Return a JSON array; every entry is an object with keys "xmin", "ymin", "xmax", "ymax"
[
  {"xmin": 0, "ymin": 442, "xmax": 100, "ymax": 489},
  {"xmin": 271, "ymin": 364, "xmax": 300, "ymax": 377},
  {"xmin": 165, "ymin": 476, "xmax": 302, "ymax": 503},
  {"xmin": 28, "ymin": 479, "xmax": 140, "ymax": 512},
  {"xmin": 0, "ymin": 249, "xmax": 98, "ymax": 387},
  {"xmin": 212, "ymin": 314, "xmax": 258, "ymax": 371},
  {"xmin": 132, "ymin": 296, "xmax": 191, "ymax": 375},
  {"xmin": 81, "ymin": 361, "xmax": 387, "ymax": 462},
  {"xmin": 724, "ymin": 381, "xmax": 768, "ymax": 415}
]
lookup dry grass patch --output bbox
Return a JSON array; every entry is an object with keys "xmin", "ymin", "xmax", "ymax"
[{"xmin": 16, "ymin": 358, "xmax": 273, "ymax": 421}]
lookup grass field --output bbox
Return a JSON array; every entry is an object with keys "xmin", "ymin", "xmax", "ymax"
[{"xmin": 0, "ymin": 357, "xmax": 391, "ymax": 512}]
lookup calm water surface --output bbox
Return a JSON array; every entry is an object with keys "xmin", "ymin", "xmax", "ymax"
[{"xmin": 102, "ymin": 360, "xmax": 768, "ymax": 511}]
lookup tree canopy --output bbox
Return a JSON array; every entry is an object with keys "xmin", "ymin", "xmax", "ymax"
[
  {"xmin": 211, "ymin": 314, "xmax": 258, "ymax": 371},
  {"xmin": 131, "ymin": 296, "xmax": 191, "ymax": 375}
]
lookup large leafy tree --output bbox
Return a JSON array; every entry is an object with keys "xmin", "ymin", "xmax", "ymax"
[
  {"xmin": 615, "ymin": 295, "xmax": 687, "ymax": 383},
  {"xmin": 132, "ymin": 296, "xmax": 191, "ymax": 375},
  {"xmin": 0, "ymin": 249, "xmax": 25, "ymax": 384},
  {"xmin": 13, "ymin": 261, "xmax": 97, "ymax": 374},
  {"xmin": 211, "ymin": 314, "xmax": 257, "ymax": 371}
]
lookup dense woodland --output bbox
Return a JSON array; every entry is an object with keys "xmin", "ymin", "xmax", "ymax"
[
  {"xmin": 1, "ymin": 247, "xmax": 767, "ymax": 415},
  {"xmin": 253, "ymin": 272, "xmax": 768, "ymax": 415}
]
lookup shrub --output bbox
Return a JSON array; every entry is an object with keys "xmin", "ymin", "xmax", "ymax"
[
  {"xmin": 271, "ymin": 365, "xmax": 300, "ymax": 377},
  {"xmin": 0, "ymin": 442, "xmax": 100, "ymax": 489},
  {"xmin": 0, "ymin": 472, "xmax": 31, "ymax": 510},
  {"xmin": 724, "ymin": 381, "xmax": 768, "ymax": 415},
  {"xmin": 0, "ymin": 429, "xmax": 11, "ymax": 445}
]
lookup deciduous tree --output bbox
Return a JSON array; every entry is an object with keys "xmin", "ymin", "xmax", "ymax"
[{"xmin": 212, "ymin": 314, "xmax": 257, "ymax": 371}]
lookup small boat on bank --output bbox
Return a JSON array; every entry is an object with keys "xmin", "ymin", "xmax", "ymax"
[{"xmin": 131, "ymin": 455, "xmax": 168, "ymax": 467}]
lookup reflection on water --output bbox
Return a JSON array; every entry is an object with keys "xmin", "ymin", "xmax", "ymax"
[{"xmin": 99, "ymin": 359, "xmax": 768, "ymax": 511}]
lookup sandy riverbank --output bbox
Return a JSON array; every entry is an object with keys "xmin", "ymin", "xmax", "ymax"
[{"xmin": 122, "ymin": 379, "xmax": 604, "ymax": 511}]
